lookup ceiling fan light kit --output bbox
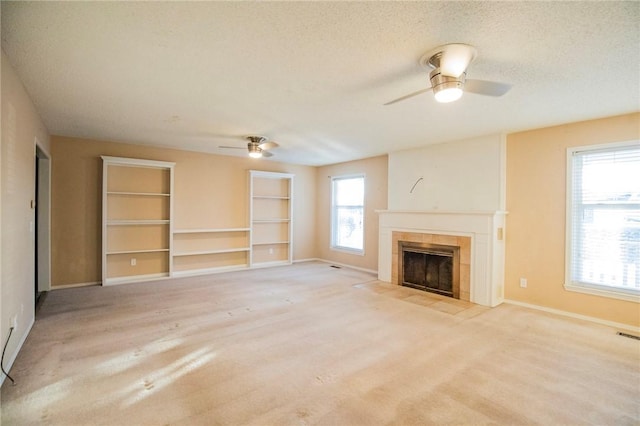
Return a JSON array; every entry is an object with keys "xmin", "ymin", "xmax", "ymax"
[
  {"xmin": 385, "ymin": 43, "xmax": 511, "ymax": 106},
  {"xmin": 248, "ymin": 145, "xmax": 263, "ymax": 158},
  {"xmin": 430, "ymin": 69, "xmax": 465, "ymax": 103},
  {"xmin": 247, "ymin": 136, "xmax": 266, "ymax": 158},
  {"xmin": 219, "ymin": 135, "xmax": 278, "ymax": 159}
]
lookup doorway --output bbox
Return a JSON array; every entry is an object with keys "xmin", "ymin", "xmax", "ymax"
[{"xmin": 35, "ymin": 145, "xmax": 51, "ymax": 308}]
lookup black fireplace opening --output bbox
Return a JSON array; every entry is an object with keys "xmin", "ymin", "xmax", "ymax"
[{"xmin": 400, "ymin": 243, "xmax": 459, "ymax": 298}]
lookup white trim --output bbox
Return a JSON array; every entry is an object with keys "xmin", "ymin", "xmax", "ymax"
[
  {"xmin": 375, "ymin": 209, "xmax": 509, "ymax": 216},
  {"xmin": 330, "ymin": 174, "xmax": 366, "ymax": 255},
  {"xmin": 107, "ymin": 220, "xmax": 170, "ymax": 225},
  {"xmin": 564, "ymin": 282, "xmax": 639, "ymax": 303},
  {"xmin": 250, "ymin": 260, "xmax": 292, "ymax": 269},
  {"xmin": 35, "ymin": 143, "xmax": 52, "ymax": 292},
  {"xmin": 504, "ymin": 299, "xmax": 640, "ymax": 334},
  {"xmin": 248, "ymin": 170, "xmax": 295, "ymax": 180},
  {"xmin": 565, "ymin": 140, "xmax": 640, "ymax": 300},
  {"xmin": 330, "ymin": 246, "xmax": 365, "ymax": 256},
  {"xmin": 100, "ymin": 156, "xmax": 175, "ymax": 169},
  {"xmin": 169, "ymin": 157, "xmax": 175, "ymax": 276},
  {"xmin": 173, "ymin": 247, "xmax": 250, "ymax": 256},
  {"xmin": 0, "ymin": 318, "xmax": 34, "ymax": 388},
  {"xmin": 174, "ymin": 228, "xmax": 250, "ymax": 234},
  {"xmin": 106, "ymin": 191, "xmax": 170, "ymax": 196},
  {"xmin": 52, "ymin": 281, "xmax": 101, "ymax": 289},
  {"xmin": 172, "ymin": 264, "xmax": 249, "ymax": 278},
  {"xmin": 292, "ymin": 258, "xmax": 322, "ymax": 264},
  {"xmin": 569, "ymin": 139, "xmax": 640, "ymax": 155},
  {"xmin": 103, "ymin": 273, "xmax": 169, "ymax": 286}
]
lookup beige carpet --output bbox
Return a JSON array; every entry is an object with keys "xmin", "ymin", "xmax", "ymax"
[{"xmin": 2, "ymin": 262, "xmax": 639, "ymax": 425}]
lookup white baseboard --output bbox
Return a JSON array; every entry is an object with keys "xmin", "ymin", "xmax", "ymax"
[
  {"xmin": 51, "ymin": 281, "xmax": 101, "ymax": 290},
  {"xmin": 250, "ymin": 260, "xmax": 292, "ymax": 269},
  {"xmin": 504, "ymin": 299, "xmax": 640, "ymax": 334},
  {"xmin": 172, "ymin": 264, "xmax": 249, "ymax": 278},
  {"xmin": 104, "ymin": 273, "xmax": 170, "ymax": 286},
  {"xmin": 315, "ymin": 258, "xmax": 378, "ymax": 275},
  {"xmin": 0, "ymin": 317, "xmax": 35, "ymax": 387},
  {"xmin": 293, "ymin": 258, "xmax": 321, "ymax": 264}
]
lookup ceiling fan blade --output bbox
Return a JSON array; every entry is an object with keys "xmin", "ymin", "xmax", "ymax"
[
  {"xmin": 261, "ymin": 150, "xmax": 274, "ymax": 158},
  {"xmin": 465, "ymin": 79, "xmax": 512, "ymax": 97},
  {"xmin": 219, "ymin": 145, "xmax": 245, "ymax": 150},
  {"xmin": 259, "ymin": 141, "xmax": 279, "ymax": 150},
  {"xmin": 384, "ymin": 88, "xmax": 432, "ymax": 105}
]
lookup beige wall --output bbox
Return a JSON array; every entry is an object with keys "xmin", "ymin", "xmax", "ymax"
[
  {"xmin": 505, "ymin": 112, "xmax": 640, "ymax": 327},
  {"xmin": 315, "ymin": 155, "xmax": 388, "ymax": 272},
  {"xmin": 51, "ymin": 136, "xmax": 317, "ymax": 286},
  {"xmin": 1, "ymin": 49, "xmax": 51, "ymax": 375}
]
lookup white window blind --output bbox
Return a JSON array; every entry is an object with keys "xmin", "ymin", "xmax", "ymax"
[
  {"xmin": 331, "ymin": 175, "xmax": 365, "ymax": 254},
  {"xmin": 568, "ymin": 142, "xmax": 640, "ymax": 298}
]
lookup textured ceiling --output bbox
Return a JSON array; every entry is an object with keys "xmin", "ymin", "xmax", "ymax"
[{"xmin": 2, "ymin": 2, "xmax": 639, "ymax": 166}]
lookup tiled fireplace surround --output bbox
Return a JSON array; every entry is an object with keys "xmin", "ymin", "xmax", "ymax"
[
  {"xmin": 392, "ymin": 232, "xmax": 471, "ymax": 301},
  {"xmin": 378, "ymin": 210, "xmax": 506, "ymax": 307}
]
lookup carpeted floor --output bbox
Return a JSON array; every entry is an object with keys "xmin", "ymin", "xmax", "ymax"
[{"xmin": 2, "ymin": 262, "xmax": 639, "ymax": 425}]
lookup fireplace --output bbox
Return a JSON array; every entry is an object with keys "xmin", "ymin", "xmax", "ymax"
[
  {"xmin": 378, "ymin": 210, "xmax": 507, "ymax": 307},
  {"xmin": 389, "ymin": 231, "xmax": 471, "ymax": 302},
  {"xmin": 400, "ymin": 242, "xmax": 459, "ymax": 298}
]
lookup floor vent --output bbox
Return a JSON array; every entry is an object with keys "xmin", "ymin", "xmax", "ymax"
[{"xmin": 617, "ymin": 331, "xmax": 640, "ymax": 340}]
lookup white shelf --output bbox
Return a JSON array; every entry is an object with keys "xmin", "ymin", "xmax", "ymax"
[
  {"xmin": 107, "ymin": 220, "xmax": 170, "ymax": 226},
  {"xmin": 173, "ymin": 247, "xmax": 250, "ymax": 257},
  {"xmin": 107, "ymin": 191, "xmax": 170, "ymax": 197},
  {"xmin": 102, "ymin": 156, "xmax": 175, "ymax": 286},
  {"xmin": 173, "ymin": 228, "xmax": 250, "ymax": 234},
  {"xmin": 107, "ymin": 248, "xmax": 169, "ymax": 255},
  {"xmin": 252, "ymin": 195, "xmax": 290, "ymax": 200},
  {"xmin": 249, "ymin": 170, "xmax": 294, "ymax": 267},
  {"xmin": 252, "ymin": 241, "xmax": 289, "ymax": 246}
]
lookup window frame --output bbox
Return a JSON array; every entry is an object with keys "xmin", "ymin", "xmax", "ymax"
[
  {"xmin": 564, "ymin": 140, "xmax": 640, "ymax": 302},
  {"xmin": 330, "ymin": 173, "xmax": 365, "ymax": 256}
]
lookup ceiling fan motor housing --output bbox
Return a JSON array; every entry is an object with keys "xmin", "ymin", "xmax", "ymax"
[{"xmin": 429, "ymin": 68, "xmax": 466, "ymax": 93}]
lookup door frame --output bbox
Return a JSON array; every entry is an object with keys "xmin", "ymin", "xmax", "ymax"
[{"xmin": 35, "ymin": 142, "xmax": 51, "ymax": 293}]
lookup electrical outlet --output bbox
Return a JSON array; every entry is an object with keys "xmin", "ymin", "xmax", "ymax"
[
  {"xmin": 269, "ymin": 248, "xmax": 274, "ymax": 255},
  {"xmin": 131, "ymin": 258, "xmax": 137, "ymax": 266},
  {"xmin": 519, "ymin": 278, "xmax": 528, "ymax": 288},
  {"xmin": 10, "ymin": 314, "xmax": 17, "ymax": 329}
]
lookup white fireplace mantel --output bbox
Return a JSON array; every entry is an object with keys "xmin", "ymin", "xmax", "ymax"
[{"xmin": 377, "ymin": 210, "xmax": 507, "ymax": 307}]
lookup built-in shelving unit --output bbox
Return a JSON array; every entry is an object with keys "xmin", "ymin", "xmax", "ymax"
[
  {"xmin": 172, "ymin": 228, "xmax": 250, "ymax": 276},
  {"xmin": 102, "ymin": 162, "xmax": 295, "ymax": 283},
  {"xmin": 249, "ymin": 170, "xmax": 294, "ymax": 267},
  {"xmin": 102, "ymin": 156, "xmax": 175, "ymax": 285}
]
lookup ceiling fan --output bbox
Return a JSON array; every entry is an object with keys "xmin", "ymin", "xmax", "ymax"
[
  {"xmin": 219, "ymin": 136, "xmax": 279, "ymax": 158},
  {"xmin": 385, "ymin": 43, "xmax": 512, "ymax": 105}
]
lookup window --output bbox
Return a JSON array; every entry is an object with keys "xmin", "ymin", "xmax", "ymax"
[
  {"xmin": 566, "ymin": 141, "xmax": 640, "ymax": 301},
  {"xmin": 331, "ymin": 175, "xmax": 365, "ymax": 254}
]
